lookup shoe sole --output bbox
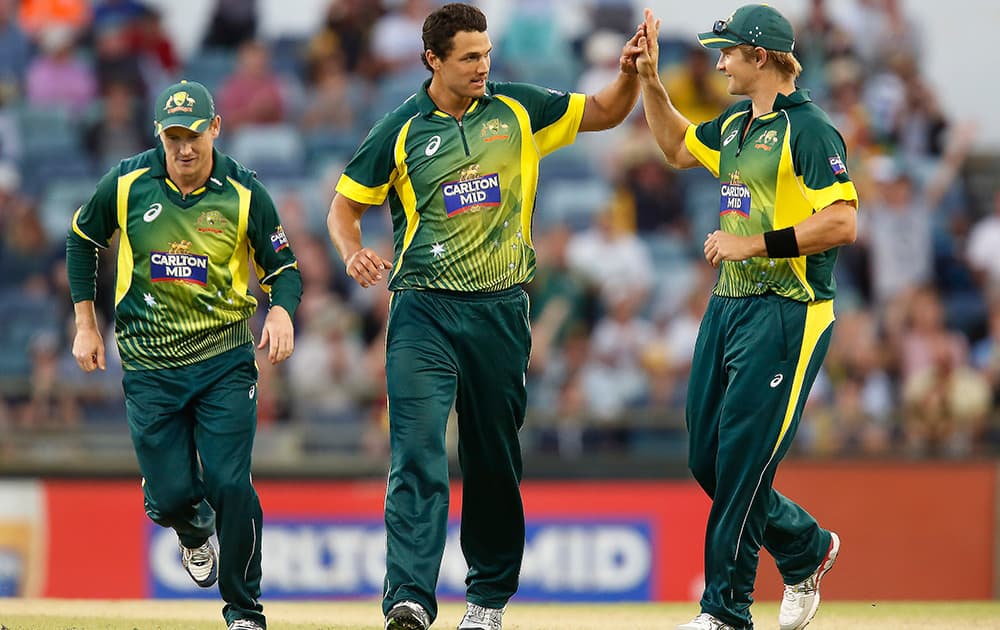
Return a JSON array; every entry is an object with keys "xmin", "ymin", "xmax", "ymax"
[
  {"xmin": 794, "ymin": 531, "xmax": 840, "ymax": 630},
  {"xmin": 385, "ymin": 615, "xmax": 426, "ymax": 630}
]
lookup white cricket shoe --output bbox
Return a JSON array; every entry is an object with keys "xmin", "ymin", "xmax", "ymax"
[
  {"xmin": 458, "ymin": 602, "xmax": 504, "ymax": 630},
  {"xmin": 779, "ymin": 531, "xmax": 841, "ymax": 630},
  {"xmin": 179, "ymin": 539, "xmax": 218, "ymax": 587},
  {"xmin": 677, "ymin": 612, "xmax": 740, "ymax": 630},
  {"xmin": 228, "ymin": 620, "xmax": 264, "ymax": 630}
]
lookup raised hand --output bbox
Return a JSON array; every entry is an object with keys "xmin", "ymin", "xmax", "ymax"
[
  {"xmin": 636, "ymin": 8, "xmax": 662, "ymax": 80},
  {"xmin": 620, "ymin": 23, "xmax": 644, "ymax": 75}
]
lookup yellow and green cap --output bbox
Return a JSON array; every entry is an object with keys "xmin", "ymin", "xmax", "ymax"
[
  {"xmin": 153, "ymin": 80, "xmax": 216, "ymax": 135},
  {"xmin": 697, "ymin": 4, "xmax": 795, "ymax": 52}
]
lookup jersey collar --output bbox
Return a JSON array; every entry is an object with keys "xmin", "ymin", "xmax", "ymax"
[
  {"xmin": 771, "ymin": 88, "xmax": 811, "ymax": 112},
  {"xmin": 150, "ymin": 145, "xmax": 228, "ymax": 193}
]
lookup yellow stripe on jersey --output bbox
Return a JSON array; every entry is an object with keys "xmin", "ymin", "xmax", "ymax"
[
  {"xmin": 532, "ymin": 92, "xmax": 585, "ymax": 157},
  {"xmin": 336, "ymin": 173, "xmax": 392, "ymax": 206},
  {"xmin": 772, "ymin": 299, "xmax": 834, "ymax": 456},
  {"xmin": 390, "ymin": 116, "xmax": 421, "ymax": 281},
  {"xmin": 227, "ymin": 176, "xmax": 253, "ymax": 297},
  {"xmin": 801, "ymin": 179, "xmax": 859, "ymax": 214},
  {"xmin": 495, "ymin": 95, "xmax": 539, "ymax": 249},
  {"xmin": 114, "ymin": 167, "xmax": 150, "ymax": 306},
  {"xmin": 685, "ymin": 124, "xmax": 719, "ymax": 178},
  {"xmin": 774, "ymin": 130, "xmax": 814, "ymax": 300}
]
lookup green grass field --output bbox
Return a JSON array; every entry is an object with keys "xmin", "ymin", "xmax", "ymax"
[{"xmin": 1, "ymin": 600, "xmax": 999, "ymax": 630}]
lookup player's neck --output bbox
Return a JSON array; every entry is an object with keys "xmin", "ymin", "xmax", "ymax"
[
  {"xmin": 748, "ymin": 76, "xmax": 796, "ymax": 119},
  {"xmin": 426, "ymin": 78, "xmax": 473, "ymax": 120}
]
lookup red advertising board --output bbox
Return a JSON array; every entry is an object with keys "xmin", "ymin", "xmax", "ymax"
[{"xmin": 31, "ymin": 463, "xmax": 997, "ymax": 601}]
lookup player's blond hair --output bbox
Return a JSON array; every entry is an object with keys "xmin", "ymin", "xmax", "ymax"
[{"xmin": 737, "ymin": 44, "xmax": 802, "ymax": 79}]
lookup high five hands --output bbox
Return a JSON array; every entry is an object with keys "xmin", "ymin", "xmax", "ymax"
[{"xmin": 635, "ymin": 8, "xmax": 662, "ymax": 79}]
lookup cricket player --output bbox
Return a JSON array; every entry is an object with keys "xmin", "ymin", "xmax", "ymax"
[
  {"xmin": 326, "ymin": 3, "xmax": 644, "ymax": 629},
  {"xmin": 66, "ymin": 80, "xmax": 301, "ymax": 630},
  {"xmin": 633, "ymin": 6, "xmax": 857, "ymax": 630}
]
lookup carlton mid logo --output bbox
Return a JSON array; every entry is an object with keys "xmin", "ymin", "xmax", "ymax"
[
  {"xmin": 164, "ymin": 91, "xmax": 195, "ymax": 114},
  {"xmin": 270, "ymin": 225, "xmax": 289, "ymax": 252},
  {"xmin": 720, "ymin": 171, "xmax": 751, "ymax": 218},
  {"xmin": 442, "ymin": 165, "xmax": 501, "ymax": 217},
  {"xmin": 150, "ymin": 240, "xmax": 208, "ymax": 285}
]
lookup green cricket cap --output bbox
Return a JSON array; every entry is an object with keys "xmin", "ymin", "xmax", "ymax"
[
  {"xmin": 153, "ymin": 80, "xmax": 216, "ymax": 135},
  {"xmin": 698, "ymin": 4, "xmax": 795, "ymax": 52}
]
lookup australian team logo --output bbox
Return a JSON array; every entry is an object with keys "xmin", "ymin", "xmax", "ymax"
[
  {"xmin": 441, "ymin": 164, "xmax": 501, "ymax": 217},
  {"xmin": 480, "ymin": 118, "xmax": 509, "ymax": 143},
  {"xmin": 164, "ymin": 91, "xmax": 196, "ymax": 115},
  {"xmin": 196, "ymin": 210, "xmax": 227, "ymax": 234},
  {"xmin": 753, "ymin": 129, "xmax": 779, "ymax": 151},
  {"xmin": 720, "ymin": 170, "xmax": 751, "ymax": 218},
  {"xmin": 150, "ymin": 239, "xmax": 209, "ymax": 285}
]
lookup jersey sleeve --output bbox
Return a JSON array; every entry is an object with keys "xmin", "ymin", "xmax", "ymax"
[
  {"xmin": 792, "ymin": 122, "xmax": 859, "ymax": 212},
  {"xmin": 492, "ymin": 82, "xmax": 586, "ymax": 157},
  {"xmin": 69, "ymin": 166, "xmax": 119, "ymax": 247},
  {"xmin": 65, "ymin": 167, "xmax": 119, "ymax": 303},
  {"xmin": 335, "ymin": 114, "xmax": 403, "ymax": 206},
  {"xmin": 246, "ymin": 178, "xmax": 302, "ymax": 316}
]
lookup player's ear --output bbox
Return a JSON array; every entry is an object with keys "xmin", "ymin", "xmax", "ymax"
[
  {"xmin": 425, "ymin": 49, "xmax": 441, "ymax": 72},
  {"xmin": 755, "ymin": 47, "xmax": 767, "ymax": 67}
]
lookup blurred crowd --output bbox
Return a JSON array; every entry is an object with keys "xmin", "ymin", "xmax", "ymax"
[{"xmin": 0, "ymin": 0, "xmax": 997, "ymax": 463}]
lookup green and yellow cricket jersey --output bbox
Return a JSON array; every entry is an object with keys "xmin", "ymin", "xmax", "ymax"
[
  {"xmin": 336, "ymin": 79, "xmax": 585, "ymax": 292},
  {"xmin": 66, "ymin": 146, "xmax": 302, "ymax": 370},
  {"xmin": 685, "ymin": 89, "xmax": 859, "ymax": 302}
]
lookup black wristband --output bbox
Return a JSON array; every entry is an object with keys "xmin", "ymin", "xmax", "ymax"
[{"xmin": 764, "ymin": 227, "xmax": 800, "ymax": 258}]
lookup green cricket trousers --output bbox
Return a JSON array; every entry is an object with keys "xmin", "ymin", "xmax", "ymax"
[
  {"xmin": 382, "ymin": 286, "xmax": 531, "ymax": 623},
  {"xmin": 123, "ymin": 343, "xmax": 264, "ymax": 628},
  {"xmin": 686, "ymin": 294, "xmax": 835, "ymax": 629}
]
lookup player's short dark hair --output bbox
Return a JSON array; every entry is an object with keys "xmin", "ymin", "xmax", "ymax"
[{"xmin": 421, "ymin": 3, "xmax": 487, "ymax": 72}]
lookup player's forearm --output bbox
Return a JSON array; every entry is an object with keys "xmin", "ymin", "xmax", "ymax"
[
  {"xmin": 638, "ymin": 75, "xmax": 694, "ymax": 168},
  {"xmin": 789, "ymin": 202, "xmax": 857, "ymax": 255},
  {"xmin": 326, "ymin": 193, "xmax": 366, "ymax": 263},
  {"xmin": 580, "ymin": 72, "xmax": 640, "ymax": 131},
  {"xmin": 73, "ymin": 300, "xmax": 100, "ymax": 331}
]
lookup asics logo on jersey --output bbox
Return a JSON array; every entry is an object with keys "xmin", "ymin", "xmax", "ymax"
[
  {"xmin": 770, "ymin": 374, "xmax": 784, "ymax": 388},
  {"xmin": 144, "ymin": 203, "xmax": 163, "ymax": 222},
  {"xmin": 425, "ymin": 135, "xmax": 442, "ymax": 156},
  {"xmin": 249, "ymin": 385, "xmax": 255, "ymax": 399},
  {"xmin": 723, "ymin": 128, "xmax": 739, "ymax": 146}
]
